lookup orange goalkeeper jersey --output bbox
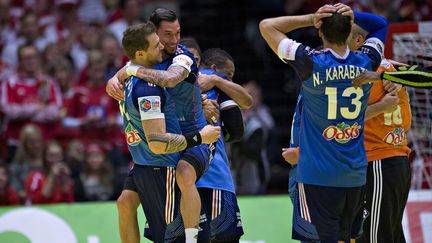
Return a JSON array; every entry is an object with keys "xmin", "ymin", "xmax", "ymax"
[{"xmin": 364, "ymin": 59, "xmax": 412, "ymax": 161}]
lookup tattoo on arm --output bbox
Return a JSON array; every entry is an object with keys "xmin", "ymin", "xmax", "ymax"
[
  {"xmin": 148, "ymin": 133, "xmax": 187, "ymax": 153},
  {"xmin": 136, "ymin": 66, "xmax": 189, "ymax": 88}
]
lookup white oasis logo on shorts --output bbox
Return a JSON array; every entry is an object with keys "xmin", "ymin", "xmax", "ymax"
[
  {"xmin": 0, "ymin": 208, "xmax": 99, "ymax": 243},
  {"xmin": 322, "ymin": 122, "xmax": 361, "ymax": 144}
]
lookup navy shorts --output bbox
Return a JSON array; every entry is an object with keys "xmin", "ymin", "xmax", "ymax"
[
  {"xmin": 198, "ymin": 188, "xmax": 244, "ymax": 242},
  {"xmin": 124, "ymin": 164, "xmax": 185, "ymax": 243},
  {"xmin": 292, "ymin": 183, "xmax": 365, "ymax": 243},
  {"xmin": 181, "ymin": 143, "xmax": 216, "ymax": 179}
]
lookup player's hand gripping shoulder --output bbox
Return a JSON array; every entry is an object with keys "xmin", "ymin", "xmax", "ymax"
[
  {"xmin": 199, "ymin": 125, "xmax": 221, "ymax": 144},
  {"xmin": 383, "ymin": 80, "xmax": 402, "ymax": 95}
]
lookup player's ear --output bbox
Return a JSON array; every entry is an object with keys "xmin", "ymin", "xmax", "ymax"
[{"xmin": 210, "ymin": 64, "xmax": 218, "ymax": 72}]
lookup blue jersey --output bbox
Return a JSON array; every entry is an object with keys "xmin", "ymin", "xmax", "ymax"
[
  {"xmin": 195, "ymin": 69, "xmax": 236, "ymax": 193},
  {"xmin": 290, "ymin": 92, "xmax": 303, "ymax": 148},
  {"xmin": 155, "ymin": 44, "xmax": 207, "ymax": 133},
  {"xmin": 120, "ymin": 76, "xmax": 181, "ymax": 166},
  {"xmin": 278, "ymin": 38, "xmax": 382, "ymax": 187}
]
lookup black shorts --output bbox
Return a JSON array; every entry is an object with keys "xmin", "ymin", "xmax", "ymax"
[
  {"xmin": 181, "ymin": 143, "xmax": 216, "ymax": 179},
  {"xmin": 124, "ymin": 164, "xmax": 184, "ymax": 243},
  {"xmin": 198, "ymin": 188, "xmax": 244, "ymax": 242},
  {"xmin": 358, "ymin": 156, "xmax": 411, "ymax": 243},
  {"xmin": 292, "ymin": 182, "xmax": 365, "ymax": 242}
]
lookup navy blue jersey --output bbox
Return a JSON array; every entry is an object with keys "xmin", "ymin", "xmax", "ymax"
[
  {"xmin": 155, "ymin": 44, "xmax": 207, "ymax": 133},
  {"xmin": 278, "ymin": 38, "xmax": 382, "ymax": 187},
  {"xmin": 290, "ymin": 91, "xmax": 303, "ymax": 148},
  {"xmin": 196, "ymin": 68, "xmax": 236, "ymax": 193},
  {"xmin": 120, "ymin": 76, "xmax": 181, "ymax": 166}
]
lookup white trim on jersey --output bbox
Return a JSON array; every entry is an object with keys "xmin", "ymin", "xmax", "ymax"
[
  {"xmin": 277, "ymin": 38, "xmax": 301, "ymax": 62},
  {"xmin": 220, "ymin": 100, "xmax": 238, "ymax": 110},
  {"xmin": 169, "ymin": 54, "xmax": 193, "ymax": 73},
  {"xmin": 138, "ymin": 96, "xmax": 165, "ymax": 121},
  {"xmin": 370, "ymin": 160, "xmax": 383, "ymax": 243}
]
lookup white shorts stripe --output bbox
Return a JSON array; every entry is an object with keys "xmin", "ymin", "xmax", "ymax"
[
  {"xmin": 165, "ymin": 167, "xmax": 175, "ymax": 224},
  {"xmin": 371, "ymin": 160, "xmax": 383, "ymax": 243},
  {"xmin": 298, "ymin": 183, "xmax": 311, "ymax": 223}
]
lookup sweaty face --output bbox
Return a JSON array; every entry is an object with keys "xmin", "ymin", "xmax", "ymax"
[
  {"xmin": 145, "ymin": 33, "xmax": 164, "ymax": 66},
  {"xmin": 157, "ymin": 20, "xmax": 180, "ymax": 56},
  {"xmin": 215, "ymin": 60, "xmax": 235, "ymax": 81}
]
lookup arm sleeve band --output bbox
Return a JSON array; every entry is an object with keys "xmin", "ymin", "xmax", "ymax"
[
  {"xmin": 220, "ymin": 106, "xmax": 244, "ymax": 142},
  {"xmin": 184, "ymin": 131, "xmax": 202, "ymax": 149}
]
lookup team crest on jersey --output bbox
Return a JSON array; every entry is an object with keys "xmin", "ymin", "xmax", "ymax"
[
  {"xmin": 383, "ymin": 127, "xmax": 406, "ymax": 146},
  {"xmin": 125, "ymin": 123, "xmax": 141, "ymax": 146},
  {"xmin": 322, "ymin": 122, "xmax": 361, "ymax": 144}
]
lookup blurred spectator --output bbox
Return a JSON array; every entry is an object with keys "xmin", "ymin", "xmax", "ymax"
[
  {"xmin": 108, "ymin": 0, "xmax": 143, "ymax": 44},
  {"xmin": 368, "ymin": 0, "xmax": 401, "ymax": 22},
  {"xmin": 103, "ymin": 0, "xmax": 122, "ymax": 23},
  {"xmin": 0, "ymin": 0, "xmax": 17, "ymax": 54},
  {"xmin": 42, "ymin": 43, "xmax": 65, "ymax": 70},
  {"xmin": 72, "ymin": 22, "xmax": 104, "ymax": 72},
  {"xmin": 399, "ymin": 0, "xmax": 432, "ymax": 22},
  {"xmin": 64, "ymin": 139, "xmax": 85, "ymax": 200},
  {"xmin": 231, "ymin": 80, "xmax": 273, "ymax": 195},
  {"xmin": 65, "ymin": 49, "xmax": 120, "ymax": 147},
  {"xmin": 100, "ymin": 32, "xmax": 127, "ymax": 81},
  {"xmin": 75, "ymin": 143, "xmax": 114, "ymax": 201},
  {"xmin": 78, "ymin": 0, "xmax": 107, "ymax": 25},
  {"xmin": 24, "ymin": 140, "xmax": 74, "ymax": 204},
  {"xmin": 9, "ymin": 124, "xmax": 44, "ymax": 201},
  {"xmin": 1, "ymin": 44, "xmax": 62, "ymax": 162},
  {"xmin": 0, "ymin": 162, "xmax": 20, "ymax": 205},
  {"xmin": 1, "ymin": 11, "xmax": 51, "ymax": 68},
  {"xmin": 46, "ymin": 57, "xmax": 82, "ymax": 145}
]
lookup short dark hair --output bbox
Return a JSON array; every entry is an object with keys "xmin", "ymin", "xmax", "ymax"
[
  {"xmin": 201, "ymin": 48, "xmax": 234, "ymax": 69},
  {"xmin": 122, "ymin": 22, "xmax": 156, "ymax": 60},
  {"xmin": 149, "ymin": 8, "xmax": 177, "ymax": 29},
  {"xmin": 180, "ymin": 37, "xmax": 201, "ymax": 57},
  {"xmin": 320, "ymin": 13, "xmax": 351, "ymax": 45}
]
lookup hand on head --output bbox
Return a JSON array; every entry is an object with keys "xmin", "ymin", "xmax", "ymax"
[{"xmin": 313, "ymin": 3, "xmax": 354, "ymax": 29}]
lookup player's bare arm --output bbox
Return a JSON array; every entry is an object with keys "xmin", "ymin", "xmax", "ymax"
[
  {"xmin": 353, "ymin": 71, "xmax": 382, "ymax": 88},
  {"xmin": 142, "ymin": 118, "xmax": 220, "ymax": 154},
  {"xmin": 198, "ymin": 74, "xmax": 252, "ymax": 109},
  {"xmin": 259, "ymin": 5, "xmax": 335, "ymax": 55},
  {"xmin": 125, "ymin": 62, "xmax": 189, "ymax": 88},
  {"xmin": 365, "ymin": 92, "xmax": 399, "ymax": 120},
  {"xmin": 106, "ymin": 74, "xmax": 125, "ymax": 101}
]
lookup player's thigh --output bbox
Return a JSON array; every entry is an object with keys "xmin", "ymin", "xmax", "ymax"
[
  {"xmin": 117, "ymin": 169, "xmax": 140, "ymax": 211},
  {"xmin": 181, "ymin": 144, "xmax": 213, "ymax": 179},
  {"xmin": 199, "ymin": 188, "xmax": 244, "ymax": 242},
  {"xmin": 133, "ymin": 164, "xmax": 184, "ymax": 243},
  {"xmin": 294, "ymin": 183, "xmax": 363, "ymax": 242}
]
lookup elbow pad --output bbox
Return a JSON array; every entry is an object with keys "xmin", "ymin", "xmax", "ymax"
[{"xmin": 221, "ymin": 106, "xmax": 244, "ymax": 142}]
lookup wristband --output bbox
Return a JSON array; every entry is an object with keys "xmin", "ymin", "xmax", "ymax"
[
  {"xmin": 126, "ymin": 65, "xmax": 140, "ymax": 77},
  {"xmin": 184, "ymin": 131, "xmax": 202, "ymax": 149}
]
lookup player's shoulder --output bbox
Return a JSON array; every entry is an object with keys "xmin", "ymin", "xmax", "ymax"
[{"xmin": 175, "ymin": 44, "xmax": 192, "ymax": 56}]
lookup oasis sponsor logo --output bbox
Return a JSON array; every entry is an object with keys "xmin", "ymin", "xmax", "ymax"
[
  {"xmin": 125, "ymin": 123, "xmax": 141, "ymax": 146},
  {"xmin": 322, "ymin": 122, "xmax": 361, "ymax": 144},
  {"xmin": 383, "ymin": 127, "xmax": 406, "ymax": 146}
]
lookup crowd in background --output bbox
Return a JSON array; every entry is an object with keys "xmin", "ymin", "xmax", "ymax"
[{"xmin": 0, "ymin": 0, "xmax": 430, "ymax": 205}]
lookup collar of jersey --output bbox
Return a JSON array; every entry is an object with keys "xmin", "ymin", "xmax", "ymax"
[{"xmin": 322, "ymin": 47, "xmax": 350, "ymax": 60}]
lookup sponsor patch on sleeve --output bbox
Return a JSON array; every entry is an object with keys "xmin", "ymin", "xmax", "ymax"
[
  {"xmin": 138, "ymin": 96, "xmax": 165, "ymax": 120},
  {"xmin": 363, "ymin": 37, "xmax": 384, "ymax": 56}
]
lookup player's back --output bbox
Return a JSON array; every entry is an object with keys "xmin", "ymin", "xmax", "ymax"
[
  {"xmin": 156, "ymin": 44, "xmax": 207, "ymax": 133},
  {"xmin": 298, "ymin": 49, "xmax": 375, "ymax": 187},
  {"xmin": 196, "ymin": 68, "xmax": 236, "ymax": 193},
  {"xmin": 120, "ymin": 76, "xmax": 181, "ymax": 166}
]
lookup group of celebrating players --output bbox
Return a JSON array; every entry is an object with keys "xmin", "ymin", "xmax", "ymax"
[{"xmin": 103, "ymin": 2, "xmax": 431, "ymax": 243}]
